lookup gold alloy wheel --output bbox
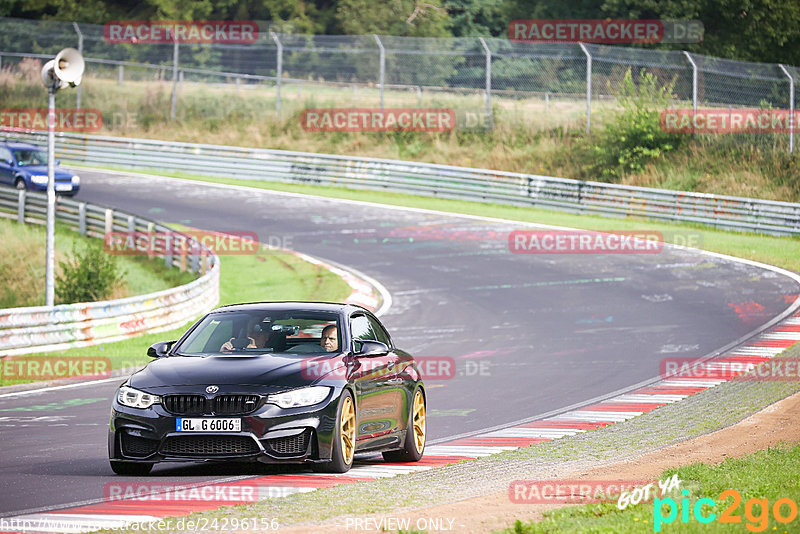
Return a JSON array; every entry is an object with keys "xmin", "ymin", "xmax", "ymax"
[
  {"xmin": 412, "ymin": 390, "xmax": 426, "ymax": 454},
  {"xmin": 340, "ymin": 395, "xmax": 356, "ymax": 465}
]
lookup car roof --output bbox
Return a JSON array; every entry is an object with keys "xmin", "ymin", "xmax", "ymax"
[
  {"xmin": 212, "ymin": 301, "xmax": 368, "ymax": 315},
  {"xmin": 0, "ymin": 141, "xmax": 40, "ymax": 150}
]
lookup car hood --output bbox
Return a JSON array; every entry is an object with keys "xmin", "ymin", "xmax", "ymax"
[
  {"xmin": 22, "ymin": 165, "xmax": 74, "ymax": 179},
  {"xmin": 128, "ymin": 353, "xmax": 344, "ymax": 391}
]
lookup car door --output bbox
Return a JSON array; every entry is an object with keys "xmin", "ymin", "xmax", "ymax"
[
  {"xmin": 349, "ymin": 313, "xmax": 404, "ymax": 450},
  {"xmin": 0, "ymin": 146, "xmax": 15, "ymax": 185}
]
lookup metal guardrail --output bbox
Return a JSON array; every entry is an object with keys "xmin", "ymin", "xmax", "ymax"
[
  {"xmin": 0, "ymin": 187, "xmax": 220, "ymax": 356},
  {"xmin": 4, "ymin": 131, "xmax": 799, "ymax": 237}
]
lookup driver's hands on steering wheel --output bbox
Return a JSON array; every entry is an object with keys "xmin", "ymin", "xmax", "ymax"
[{"xmin": 220, "ymin": 336, "xmax": 256, "ymax": 352}]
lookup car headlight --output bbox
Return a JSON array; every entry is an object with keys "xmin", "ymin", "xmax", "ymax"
[
  {"xmin": 117, "ymin": 386, "xmax": 161, "ymax": 409},
  {"xmin": 71, "ymin": 175, "xmax": 80, "ymax": 185},
  {"xmin": 267, "ymin": 386, "xmax": 331, "ymax": 409},
  {"xmin": 30, "ymin": 175, "xmax": 48, "ymax": 185}
]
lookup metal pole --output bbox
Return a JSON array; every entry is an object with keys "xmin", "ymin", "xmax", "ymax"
[
  {"xmin": 479, "ymin": 37, "xmax": 492, "ymax": 125},
  {"xmin": 270, "ymin": 32, "xmax": 282, "ymax": 113},
  {"xmin": 578, "ymin": 43, "xmax": 591, "ymax": 133},
  {"xmin": 73, "ymin": 22, "xmax": 83, "ymax": 110},
  {"xmin": 374, "ymin": 34, "xmax": 385, "ymax": 110},
  {"xmin": 45, "ymin": 90, "xmax": 56, "ymax": 306},
  {"xmin": 171, "ymin": 37, "xmax": 179, "ymax": 120},
  {"xmin": 682, "ymin": 51, "xmax": 698, "ymax": 115},
  {"xmin": 779, "ymin": 64, "xmax": 795, "ymax": 154}
]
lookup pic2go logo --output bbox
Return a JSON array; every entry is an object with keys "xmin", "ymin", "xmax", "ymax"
[{"xmin": 654, "ymin": 489, "xmax": 799, "ymax": 532}]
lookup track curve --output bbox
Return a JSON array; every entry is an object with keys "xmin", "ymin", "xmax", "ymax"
[{"xmin": 0, "ymin": 168, "xmax": 797, "ymax": 516}]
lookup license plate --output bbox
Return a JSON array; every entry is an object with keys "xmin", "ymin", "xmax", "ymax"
[
  {"xmin": 176, "ymin": 418, "xmax": 241, "ymax": 432},
  {"xmin": 55, "ymin": 183, "xmax": 72, "ymax": 191}
]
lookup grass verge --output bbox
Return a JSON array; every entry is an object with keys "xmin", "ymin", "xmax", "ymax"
[{"xmin": 501, "ymin": 443, "xmax": 800, "ymax": 533}]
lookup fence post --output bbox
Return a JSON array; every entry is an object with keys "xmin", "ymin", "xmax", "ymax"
[
  {"xmin": 17, "ymin": 189, "xmax": 25, "ymax": 224},
  {"xmin": 270, "ymin": 32, "xmax": 283, "ymax": 114},
  {"xmin": 73, "ymin": 22, "xmax": 83, "ymax": 110},
  {"xmin": 118, "ymin": 64, "xmax": 123, "ymax": 85},
  {"xmin": 171, "ymin": 37, "xmax": 179, "ymax": 120},
  {"xmin": 374, "ymin": 34, "xmax": 385, "ymax": 110},
  {"xmin": 78, "ymin": 202, "xmax": 86, "ymax": 235},
  {"xmin": 683, "ymin": 51, "xmax": 698, "ymax": 115},
  {"xmin": 779, "ymin": 64, "xmax": 795, "ymax": 154},
  {"xmin": 479, "ymin": 37, "xmax": 492, "ymax": 126},
  {"xmin": 578, "ymin": 43, "xmax": 591, "ymax": 133}
]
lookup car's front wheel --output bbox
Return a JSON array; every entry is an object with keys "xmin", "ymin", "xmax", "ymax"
[
  {"xmin": 317, "ymin": 390, "xmax": 356, "ymax": 473},
  {"xmin": 383, "ymin": 387, "xmax": 426, "ymax": 462},
  {"xmin": 110, "ymin": 461, "xmax": 153, "ymax": 476},
  {"xmin": 14, "ymin": 178, "xmax": 26, "ymax": 191}
]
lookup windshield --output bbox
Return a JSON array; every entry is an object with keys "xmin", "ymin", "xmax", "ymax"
[
  {"xmin": 12, "ymin": 149, "xmax": 48, "ymax": 166},
  {"xmin": 174, "ymin": 310, "xmax": 341, "ymax": 356}
]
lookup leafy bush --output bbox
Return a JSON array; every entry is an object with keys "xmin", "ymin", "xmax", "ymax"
[
  {"xmin": 56, "ymin": 241, "xmax": 124, "ymax": 304},
  {"xmin": 588, "ymin": 69, "xmax": 686, "ymax": 180}
]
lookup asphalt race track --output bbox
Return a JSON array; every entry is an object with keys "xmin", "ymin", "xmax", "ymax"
[{"xmin": 1, "ymin": 168, "xmax": 798, "ymax": 516}]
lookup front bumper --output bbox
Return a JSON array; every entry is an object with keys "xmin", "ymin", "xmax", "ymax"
[
  {"xmin": 109, "ymin": 391, "xmax": 342, "ymax": 465},
  {"xmin": 29, "ymin": 181, "xmax": 79, "ymax": 194}
]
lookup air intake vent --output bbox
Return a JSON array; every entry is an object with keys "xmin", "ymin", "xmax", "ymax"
[{"xmin": 161, "ymin": 435, "xmax": 259, "ymax": 456}]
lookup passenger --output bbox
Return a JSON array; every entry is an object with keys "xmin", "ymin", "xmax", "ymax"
[{"xmin": 320, "ymin": 324, "xmax": 339, "ymax": 352}]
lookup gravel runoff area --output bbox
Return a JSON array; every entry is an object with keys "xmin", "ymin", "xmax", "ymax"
[{"xmin": 101, "ymin": 343, "xmax": 800, "ymax": 534}]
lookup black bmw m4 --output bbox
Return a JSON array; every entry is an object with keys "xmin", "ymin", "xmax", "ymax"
[{"xmin": 108, "ymin": 302, "xmax": 426, "ymax": 475}]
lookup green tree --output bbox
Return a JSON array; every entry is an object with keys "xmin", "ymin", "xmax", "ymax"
[
  {"xmin": 55, "ymin": 241, "xmax": 124, "ymax": 304},
  {"xmin": 335, "ymin": 0, "xmax": 451, "ymax": 37}
]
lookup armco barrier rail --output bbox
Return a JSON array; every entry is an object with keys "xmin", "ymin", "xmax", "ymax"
[
  {"xmin": 0, "ymin": 187, "xmax": 219, "ymax": 357},
  {"xmin": 4, "ymin": 131, "xmax": 800, "ymax": 236}
]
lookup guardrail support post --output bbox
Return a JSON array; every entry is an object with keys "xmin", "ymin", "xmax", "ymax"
[
  {"xmin": 118, "ymin": 64, "xmax": 123, "ymax": 86},
  {"xmin": 104, "ymin": 208, "xmax": 113, "ymax": 237},
  {"xmin": 479, "ymin": 37, "xmax": 492, "ymax": 126},
  {"xmin": 374, "ymin": 34, "xmax": 385, "ymax": 110},
  {"xmin": 270, "ymin": 32, "xmax": 283, "ymax": 114},
  {"xmin": 17, "ymin": 189, "xmax": 25, "ymax": 224},
  {"xmin": 578, "ymin": 43, "xmax": 592, "ymax": 134},
  {"xmin": 78, "ymin": 202, "xmax": 86, "ymax": 235},
  {"xmin": 779, "ymin": 64, "xmax": 795, "ymax": 154},
  {"xmin": 147, "ymin": 221, "xmax": 155, "ymax": 259}
]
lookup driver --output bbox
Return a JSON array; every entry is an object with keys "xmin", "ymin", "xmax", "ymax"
[
  {"xmin": 220, "ymin": 323, "xmax": 267, "ymax": 352},
  {"xmin": 320, "ymin": 324, "xmax": 338, "ymax": 352}
]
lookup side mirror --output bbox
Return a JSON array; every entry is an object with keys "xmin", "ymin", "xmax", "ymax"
[
  {"xmin": 355, "ymin": 340, "xmax": 389, "ymax": 357},
  {"xmin": 148, "ymin": 340, "xmax": 176, "ymax": 358}
]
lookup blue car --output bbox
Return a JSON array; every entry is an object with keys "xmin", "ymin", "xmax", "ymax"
[{"xmin": 0, "ymin": 141, "xmax": 80, "ymax": 196}]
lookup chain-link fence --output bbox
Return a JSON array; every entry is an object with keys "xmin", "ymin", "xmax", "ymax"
[{"xmin": 0, "ymin": 16, "xmax": 797, "ymax": 151}]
